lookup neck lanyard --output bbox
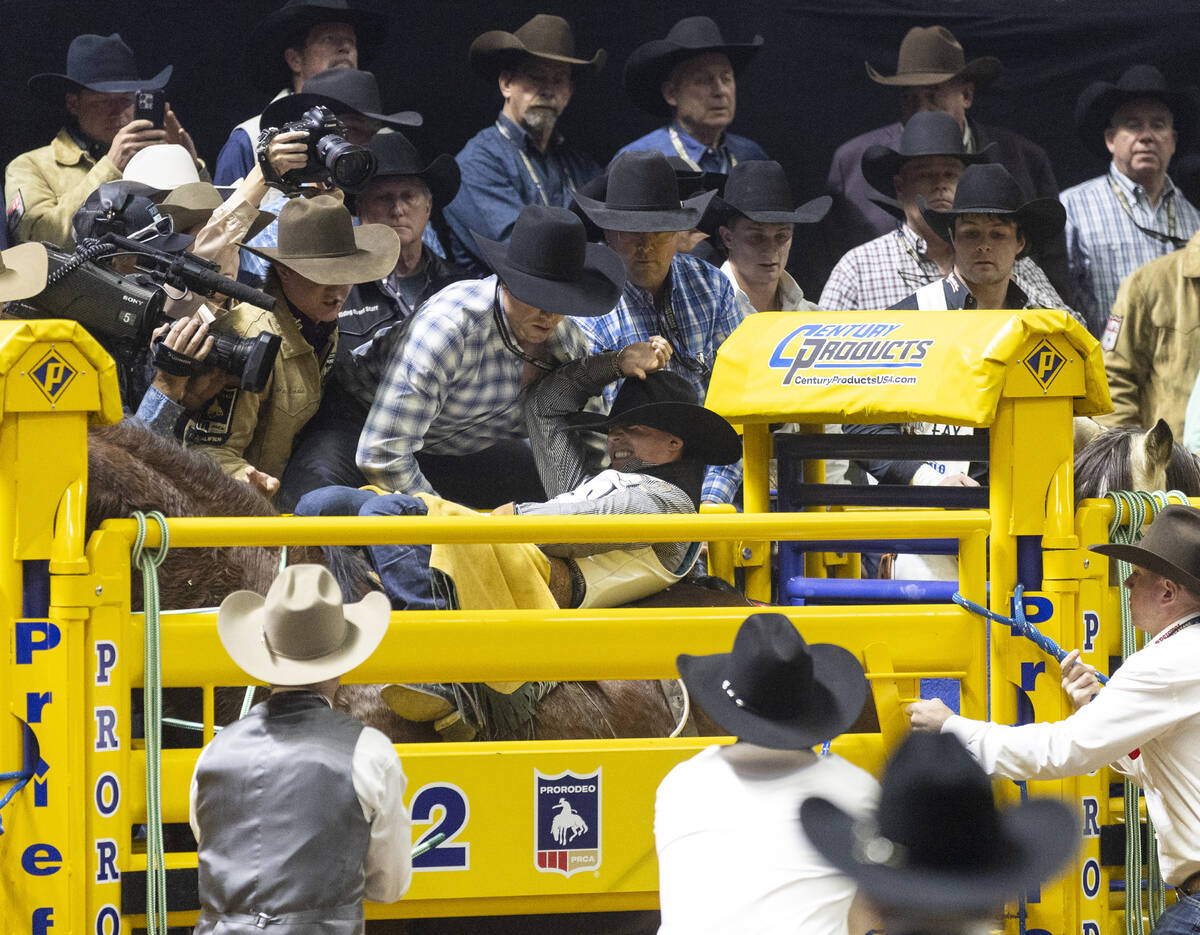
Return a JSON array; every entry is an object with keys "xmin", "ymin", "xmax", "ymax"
[
  {"xmin": 651, "ymin": 279, "xmax": 709, "ymax": 379},
  {"xmin": 1152, "ymin": 615, "xmax": 1200, "ymax": 645},
  {"xmin": 1106, "ymin": 173, "xmax": 1184, "ymax": 248},
  {"xmin": 493, "ymin": 285, "xmax": 554, "ymax": 372},
  {"xmin": 669, "ymin": 125, "xmax": 736, "ymax": 174},
  {"xmin": 495, "ymin": 120, "xmax": 577, "ymax": 207}
]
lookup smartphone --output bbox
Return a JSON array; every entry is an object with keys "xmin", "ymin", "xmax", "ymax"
[{"xmin": 134, "ymin": 89, "xmax": 165, "ymax": 129}]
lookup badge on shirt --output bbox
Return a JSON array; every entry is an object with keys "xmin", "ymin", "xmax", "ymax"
[
  {"xmin": 1101, "ymin": 315, "xmax": 1123, "ymax": 352},
  {"xmin": 184, "ymin": 387, "xmax": 238, "ymax": 446},
  {"xmin": 6, "ymin": 189, "xmax": 24, "ymax": 237}
]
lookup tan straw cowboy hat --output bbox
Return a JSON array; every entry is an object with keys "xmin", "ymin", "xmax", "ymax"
[
  {"xmin": 239, "ymin": 194, "xmax": 400, "ymax": 284},
  {"xmin": 218, "ymin": 564, "xmax": 391, "ymax": 685},
  {"xmin": 0, "ymin": 242, "xmax": 50, "ymax": 303}
]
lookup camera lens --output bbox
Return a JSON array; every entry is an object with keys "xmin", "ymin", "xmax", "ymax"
[
  {"xmin": 206, "ymin": 331, "xmax": 282, "ymax": 393},
  {"xmin": 315, "ymin": 136, "xmax": 377, "ymax": 193}
]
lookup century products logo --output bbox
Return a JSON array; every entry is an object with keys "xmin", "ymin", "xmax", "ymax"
[{"xmin": 768, "ymin": 323, "xmax": 934, "ymax": 385}]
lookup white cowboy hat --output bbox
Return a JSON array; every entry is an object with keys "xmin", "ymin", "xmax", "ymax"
[
  {"xmin": 217, "ymin": 564, "xmax": 390, "ymax": 685},
  {"xmin": 123, "ymin": 144, "xmax": 201, "ymax": 192},
  {"xmin": 0, "ymin": 242, "xmax": 49, "ymax": 303}
]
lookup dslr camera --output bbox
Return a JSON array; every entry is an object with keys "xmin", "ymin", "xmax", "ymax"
[{"xmin": 259, "ymin": 105, "xmax": 377, "ymax": 193}]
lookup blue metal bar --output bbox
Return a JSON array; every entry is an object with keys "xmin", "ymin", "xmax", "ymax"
[{"xmin": 786, "ymin": 577, "xmax": 974, "ymax": 603}]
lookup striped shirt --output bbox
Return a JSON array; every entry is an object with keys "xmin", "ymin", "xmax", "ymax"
[
  {"xmin": 578, "ymin": 253, "xmax": 746, "ymax": 504},
  {"xmin": 819, "ymin": 224, "xmax": 1079, "ymax": 321},
  {"xmin": 1061, "ymin": 164, "xmax": 1200, "ymax": 336},
  {"xmin": 356, "ymin": 276, "xmax": 589, "ymax": 494}
]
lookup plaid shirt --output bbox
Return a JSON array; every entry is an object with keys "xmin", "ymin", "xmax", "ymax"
[
  {"xmin": 578, "ymin": 253, "xmax": 745, "ymax": 504},
  {"xmin": 818, "ymin": 223, "xmax": 1080, "ymax": 322},
  {"xmin": 1062, "ymin": 165, "xmax": 1200, "ymax": 336},
  {"xmin": 356, "ymin": 275, "xmax": 589, "ymax": 494}
]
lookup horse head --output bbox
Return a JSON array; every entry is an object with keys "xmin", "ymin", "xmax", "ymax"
[{"xmin": 1075, "ymin": 419, "xmax": 1200, "ymax": 501}]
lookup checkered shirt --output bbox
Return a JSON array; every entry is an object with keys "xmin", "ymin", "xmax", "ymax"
[
  {"xmin": 356, "ymin": 275, "xmax": 589, "ymax": 494},
  {"xmin": 578, "ymin": 253, "xmax": 746, "ymax": 504}
]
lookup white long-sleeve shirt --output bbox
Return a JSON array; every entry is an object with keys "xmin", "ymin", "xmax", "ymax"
[{"xmin": 943, "ymin": 618, "xmax": 1200, "ymax": 885}]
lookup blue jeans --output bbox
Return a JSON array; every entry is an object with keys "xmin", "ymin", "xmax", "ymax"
[
  {"xmin": 1152, "ymin": 891, "xmax": 1200, "ymax": 934},
  {"xmin": 294, "ymin": 486, "xmax": 444, "ymax": 610}
]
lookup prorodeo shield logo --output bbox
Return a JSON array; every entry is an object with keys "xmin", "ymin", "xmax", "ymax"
[{"xmin": 535, "ymin": 768, "xmax": 600, "ymax": 876}]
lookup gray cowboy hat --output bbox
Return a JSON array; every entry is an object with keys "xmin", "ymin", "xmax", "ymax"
[
  {"xmin": 1091, "ymin": 504, "xmax": 1200, "ymax": 595},
  {"xmin": 861, "ymin": 110, "xmax": 996, "ymax": 200},
  {"xmin": 29, "ymin": 33, "xmax": 172, "ymax": 103},
  {"xmin": 218, "ymin": 564, "xmax": 391, "ymax": 685},
  {"xmin": 919, "ymin": 163, "xmax": 1066, "ymax": 252},
  {"xmin": 364, "ymin": 131, "xmax": 460, "ymax": 208},
  {"xmin": 261, "ymin": 67, "xmax": 422, "ymax": 130},
  {"xmin": 472, "ymin": 205, "xmax": 625, "ymax": 319},
  {"xmin": 866, "ymin": 26, "xmax": 1000, "ymax": 87},
  {"xmin": 1076, "ymin": 64, "xmax": 1200, "ymax": 160},
  {"xmin": 573, "ymin": 150, "xmax": 716, "ymax": 233},
  {"xmin": 245, "ymin": 0, "xmax": 390, "ymax": 93},
  {"xmin": 470, "ymin": 14, "xmax": 605, "ymax": 81},
  {"xmin": 623, "ymin": 16, "xmax": 763, "ymax": 117},
  {"xmin": 239, "ymin": 194, "xmax": 399, "ymax": 284},
  {"xmin": 566, "ymin": 369, "xmax": 742, "ymax": 465},
  {"xmin": 675, "ymin": 613, "xmax": 868, "ymax": 747}
]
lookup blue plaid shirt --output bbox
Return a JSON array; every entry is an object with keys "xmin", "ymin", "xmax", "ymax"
[
  {"xmin": 356, "ymin": 275, "xmax": 590, "ymax": 494},
  {"xmin": 616, "ymin": 123, "xmax": 768, "ymax": 174},
  {"xmin": 1062, "ymin": 164, "xmax": 1200, "ymax": 336},
  {"xmin": 578, "ymin": 253, "xmax": 745, "ymax": 504}
]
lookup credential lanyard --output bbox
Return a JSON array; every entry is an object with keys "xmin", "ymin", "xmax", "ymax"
[
  {"xmin": 1152, "ymin": 615, "xmax": 1200, "ymax": 645},
  {"xmin": 495, "ymin": 120, "xmax": 578, "ymax": 207},
  {"xmin": 1106, "ymin": 174, "xmax": 1184, "ymax": 248},
  {"xmin": 668, "ymin": 126, "xmax": 736, "ymax": 174}
]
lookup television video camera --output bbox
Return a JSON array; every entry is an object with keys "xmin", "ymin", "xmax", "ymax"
[{"xmin": 258, "ymin": 104, "xmax": 377, "ymax": 193}]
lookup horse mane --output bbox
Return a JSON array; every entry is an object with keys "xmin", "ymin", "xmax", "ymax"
[{"xmin": 1075, "ymin": 422, "xmax": 1200, "ymax": 501}]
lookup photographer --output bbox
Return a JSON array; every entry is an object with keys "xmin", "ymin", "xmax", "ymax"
[
  {"xmin": 5, "ymin": 33, "xmax": 201, "ymax": 249},
  {"xmin": 184, "ymin": 195, "xmax": 398, "ymax": 500}
]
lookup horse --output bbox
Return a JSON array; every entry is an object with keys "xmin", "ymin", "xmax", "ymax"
[{"xmin": 1073, "ymin": 418, "xmax": 1200, "ymax": 501}]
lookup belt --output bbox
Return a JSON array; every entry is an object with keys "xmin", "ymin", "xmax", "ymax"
[{"xmin": 1178, "ymin": 870, "xmax": 1200, "ymax": 895}]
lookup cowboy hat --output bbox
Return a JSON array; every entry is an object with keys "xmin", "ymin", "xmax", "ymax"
[
  {"xmin": 363, "ymin": 131, "xmax": 460, "ymax": 208},
  {"xmin": 29, "ymin": 33, "xmax": 172, "ymax": 103},
  {"xmin": 239, "ymin": 194, "xmax": 399, "ymax": 284},
  {"xmin": 245, "ymin": 0, "xmax": 389, "ymax": 93},
  {"xmin": 623, "ymin": 16, "xmax": 763, "ymax": 117},
  {"xmin": 470, "ymin": 14, "xmax": 605, "ymax": 81},
  {"xmin": 157, "ymin": 182, "xmax": 275, "ymax": 240},
  {"xmin": 709, "ymin": 160, "xmax": 831, "ymax": 227},
  {"xmin": 473, "ymin": 205, "xmax": 625, "ymax": 319},
  {"xmin": 261, "ymin": 67, "xmax": 422, "ymax": 130},
  {"xmin": 123, "ymin": 144, "xmax": 201, "ymax": 192},
  {"xmin": 674, "ymin": 613, "xmax": 866, "ymax": 748},
  {"xmin": 866, "ymin": 26, "xmax": 999, "ymax": 88},
  {"xmin": 218, "ymin": 564, "xmax": 390, "ymax": 685},
  {"xmin": 74, "ymin": 181, "xmax": 194, "ymax": 253},
  {"xmin": 1076, "ymin": 64, "xmax": 1200, "ymax": 160},
  {"xmin": 801, "ymin": 733, "xmax": 1077, "ymax": 919},
  {"xmin": 919, "ymin": 163, "xmax": 1066, "ymax": 251},
  {"xmin": 573, "ymin": 150, "xmax": 716, "ymax": 233},
  {"xmin": 570, "ymin": 156, "xmax": 724, "ymax": 241},
  {"xmin": 0, "ymin": 243, "xmax": 49, "ymax": 303},
  {"xmin": 861, "ymin": 110, "xmax": 995, "ymax": 200},
  {"xmin": 1091, "ymin": 504, "xmax": 1200, "ymax": 595}
]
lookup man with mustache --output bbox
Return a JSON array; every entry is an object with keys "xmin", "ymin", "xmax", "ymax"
[{"xmin": 442, "ymin": 15, "xmax": 605, "ymax": 272}]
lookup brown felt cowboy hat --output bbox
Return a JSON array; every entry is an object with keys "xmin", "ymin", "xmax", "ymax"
[
  {"xmin": 1091, "ymin": 504, "xmax": 1200, "ymax": 595},
  {"xmin": 218, "ymin": 564, "xmax": 391, "ymax": 685},
  {"xmin": 0, "ymin": 243, "xmax": 49, "ymax": 303},
  {"xmin": 158, "ymin": 182, "xmax": 276, "ymax": 240},
  {"xmin": 29, "ymin": 33, "xmax": 172, "ymax": 103},
  {"xmin": 867, "ymin": 26, "xmax": 1000, "ymax": 88},
  {"xmin": 1076, "ymin": 64, "xmax": 1200, "ymax": 160},
  {"xmin": 239, "ymin": 194, "xmax": 399, "ymax": 284},
  {"xmin": 469, "ymin": 14, "xmax": 605, "ymax": 82}
]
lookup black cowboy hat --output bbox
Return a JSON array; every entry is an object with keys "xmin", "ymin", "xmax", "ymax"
[
  {"xmin": 708, "ymin": 160, "xmax": 831, "ymax": 230},
  {"xmin": 470, "ymin": 14, "xmax": 605, "ymax": 82},
  {"xmin": 1091, "ymin": 503, "xmax": 1200, "ymax": 595},
  {"xmin": 623, "ymin": 16, "xmax": 764, "ymax": 117},
  {"xmin": 867, "ymin": 25, "xmax": 1000, "ymax": 88},
  {"xmin": 29, "ymin": 33, "xmax": 172, "ymax": 103},
  {"xmin": 261, "ymin": 68, "xmax": 421, "ymax": 130},
  {"xmin": 920, "ymin": 163, "xmax": 1066, "ymax": 250},
  {"xmin": 473, "ymin": 205, "xmax": 625, "ymax": 319},
  {"xmin": 246, "ymin": 0, "xmax": 389, "ymax": 93},
  {"xmin": 572, "ymin": 155, "xmax": 724, "ymax": 241},
  {"xmin": 862, "ymin": 110, "xmax": 996, "ymax": 200},
  {"xmin": 574, "ymin": 151, "xmax": 716, "ymax": 233},
  {"xmin": 363, "ymin": 131, "xmax": 460, "ymax": 208},
  {"xmin": 1076, "ymin": 64, "xmax": 1200, "ymax": 160},
  {"xmin": 801, "ymin": 733, "xmax": 1077, "ymax": 920},
  {"xmin": 74, "ymin": 181, "xmax": 194, "ymax": 253},
  {"xmin": 674, "ymin": 613, "xmax": 866, "ymax": 747},
  {"xmin": 566, "ymin": 370, "xmax": 741, "ymax": 465}
]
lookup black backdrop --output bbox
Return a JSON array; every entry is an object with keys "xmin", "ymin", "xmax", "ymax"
[{"xmin": 4, "ymin": 0, "xmax": 1199, "ymax": 293}]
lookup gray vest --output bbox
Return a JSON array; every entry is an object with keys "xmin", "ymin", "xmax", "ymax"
[{"xmin": 193, "ymin": 691, "xmax": 370, "ymax": 934}]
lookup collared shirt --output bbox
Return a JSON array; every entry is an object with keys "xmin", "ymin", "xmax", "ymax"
[
  {"xmin": 719, "ymin": 259, "xmax": 816, "ymax": 314},
  {"xmin": 943, "ymin": 619, "xmax": 1200, "ymax": 886},
  {"xmin": 356, "ymin": 275, "xmax": 589, "ymax": 495},
  {"xmin": 617, "ymin": 123, "xmax": 768, "ymax": 175},
  {"xmin": 442, "ymin": 113, "xmax": 602, "ymax": 272},
  {"xmin": 819, "ymin": 224, "xmax": 1080, "ymax": 321},
  {"xmin": 578, "ymin": 253, "xmax": 745, "ymax": 504},
  {"xmin": 1062, "ymin": 164, "xmax": 1200, "ymax": 336}
]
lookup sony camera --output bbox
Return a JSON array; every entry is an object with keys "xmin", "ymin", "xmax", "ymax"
[{"xmin": 264, "ymin": 104, "xmax": 377, "ymax": 193}]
